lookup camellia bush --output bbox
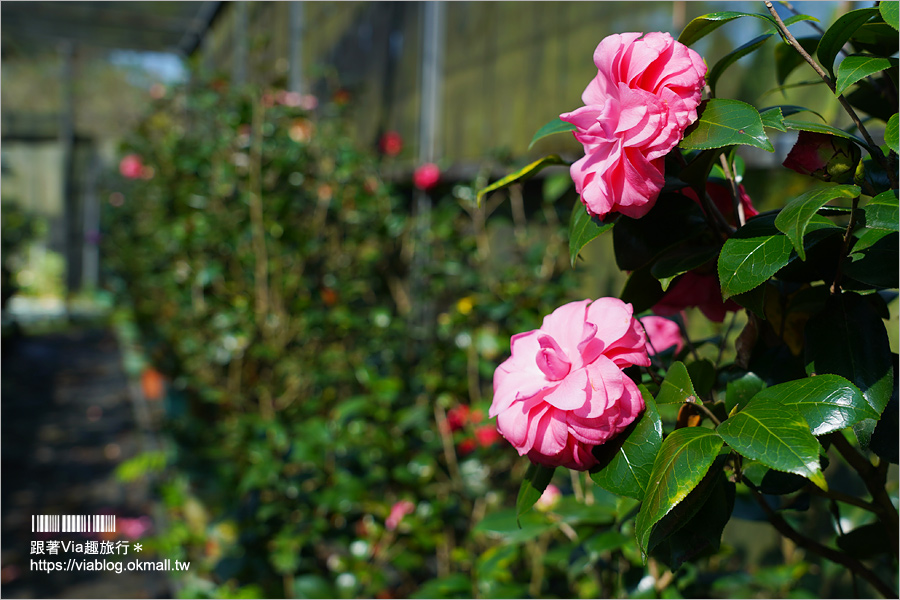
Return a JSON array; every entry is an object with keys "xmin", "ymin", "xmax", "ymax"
[{"xmin": 479, "ymin": 2, "xmax": 898, "ymax": 598}]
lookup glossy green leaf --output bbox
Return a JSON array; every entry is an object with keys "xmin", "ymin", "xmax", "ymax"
[
  {"xmin": 649, "ymin": 467, "xmax": 735, "ymax": 568},
  {"xmin": 850, "ymin": 23, "xmax": 899, "ymax": 56},
  {"xmin": 634, "ymin": 428, "xmax": 724, "ymax": 559},
  {"xmin": 775, "ymin": 37, "xmax": 819, "ymax": 86},
  {"xmin": 591, "ymin": 388, "xmax": 663, "ymax": 501},
  {"xmin": 687, "ymin": 360, "xmax": 716, "ymax": 398},
  {"xmin": 759, "ymin": 107, "xmax": 787, "ymax": 132},
  {"xmin": 528, "ymin": 118, "xmax": 577, "ymax": 150},
  {"xmin": 835, "ymin": 56, "xmax": 898, "ymax": 96},
  {"xmin": 678, "ymin": 11, "xmax": 773, "ymax": 47},
  {"xmin": 881, "ymin": 1, "xmax": 899, "ymax": 31},
  {"xmin": 863, "ymin": 190, "xmax": 899, "ymax": 232},
  {"xmin": 845, "ymin": 230, "xmax": 899, "ymax": 289},
  {"xmin": 886, "ymin": 113, "xmax": 899, "ymax": 155},
  {"xmin": 656, "ymin": 362, "xmax": 695, "ymax": 405},
  {"xmin": 516, "ymin": 462, "xmax": 555, "ymax": 522},
  {"xmin": 782, "ymin": 117, "xmax": 866, "ymax": 145},
  {"xmin": 612, "ymin": 193, "xmax": 707, "ymax": 271},
  {"xmin": 619, "ymin": 264, "xmax": 665, "ymax": 314},
  {"xmin": 678, "ymin": 149, "xmax": 724, "ymax": 189},
  {"xmin": 753, "ymin": 374, "xmax": 877, "ymax": 436},
  {"xmin": 475, "ymin": 509, "xmax": 554, "ymax": 544},
  {"xmin": 569, "ymin": 204, "xmax": 615, "ymax": 266},
  {"xmin": 717, "ymin": 396, "xmax": 826, "ymax": 489},
  {"xmin": 680, "ymin": 99, "xmax": 774, "ymax": 152},
  {"xmin": 731, "ymin": 283, "xmax": 769, "ymax": 319},
  {"xmin": 709, "ymin": 34, "xmax": 774, "ymax": 96},
  {"xmin": 774, "ymin": 185, "xmax": 860, "ymax": 260},
  {"xmin": 817, "ymin": 8, "xmax": 878, "ymax": 77},
  {"xmin": 476, "ymin": 155, "xmax": 567, "ymax": 206},
  {"xmin": 650, "ymin": 246, "xmax": 719, "ymax": 291},
  {"xmin": 851, "ymin": 227, "xmax": 893, "ymax": 254},
  {"xmin": 726, "ymin": 372, "xmax": 766, "ymax": 413},
  {"xmin": 805, "ymin": 292, "xmax": 894, "ymax": 418},
  {"xmin": 718, "ymin": 220, "xmax": 793, "ymax": 299}
]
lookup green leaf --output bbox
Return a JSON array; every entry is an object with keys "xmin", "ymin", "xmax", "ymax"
[
  {"xmin": 650, "ymin": 246, "xmax": 719, "ymax": 291},
  {"xmin": 475, "ymin": 509, "xmax": 554, "ymax": 544},
  {"xmin": 569, "ymin": 204, "xmax": 615, "ymax": 267},
  {"xmin": 774, "ymin": 185, "xmax": 860, "ymax": 260},
  {"xmin": 591, "ymin": 388, "xmax": 663, "ymax": 501},
  {"xmin": 529, "ymin": 118, "xmax": 577, "ymax": 150},
  {"xmin": 782, "ymin": 117, "xmax": 866, "ymax": 145},
  {"xmin": 680, "ymin": 99, "xmax": 774, "ymax": 152},
  {"xmin": 805, "ymin": 292, "xmax": 894, "ymax": 418},
  {"xmin": 731, "ymin": 283, "xmax": 769, "ymax": 319},
  {"xmin": 818, "ymin": 8, "xmax": 878, "ymax": 77},
  {"xmin": 718, "ymin": 219, "xmax": 794, "ymax": 299},
  {"xmin": 886, "ymin": 113, "xmax": 899, "ymax": 155},
  {"xmin": 838, "ymin": 523, "xmax": 896, "ymax": 559},
  {"xmin": 835, "ymin": 56, "xmax": 898, "ymax": 96},
  {"xmin": 687, "ymin": 360, "xmax": 716, "ymax": 397},
  {"xmin": 656, "ymin": 362, "xmax": 696, "ymax": 405},
  {"xmin": 516, "ymin": 463, "xmax": 555, "ymax": 522},
  {"xmin": 863, "ymin": 190, "xmax": 899, "ymax": 232},
  {"xmin": 476, "ymin": 155, "xmax": 568, "ymax": 206},
  {"xmin": 649, "ymin": 467, "xmax": 735, "ymax": 568},
  {"xmin": 678, "ymin": 11, "xmax": 774, "ymax": 47},
  {"xmin": 845, "ymin": 231, "xmax": 899, "ymax": 289},
  {"xmin": 775, "ymin": 37, "xmax": 820, "ymax": 86},
  {"xmin": 410, "ymin": 574, "xmax": 473, "ymax": 599},
  {"xmin": 726, "ymin": 372, "xmax": 766, "ymax": 413},
  {"xmin": 851, "ymin": 227, "xmax": 893, "ymax": 253},
  {"xmin": 753, "ymin": 374, "xmax": 877, "ymax": 435},
  {"xmin": 709, "ymin": 34, "xmax": 774, "ymax": 97},
  {"xmin": 612, "ymin": 193, "xmax": 707, "ymax": 271},
  {"xmin": 881, "ymin": 1, "xmax": 899, "ymax": 31},
  {"xmin": 759, "ymin": 107, "xmax": 787, "ymax": 132},
  {"xmin": 634, "ymin": 428, "xmax": 724, "ymax": 559},
  {"xmin": 620, "ymin": 264, "xmax": 665, "ymax": 314},
  {"xmin": 717, "ymin": 396, "xmax": 826, "ymax": 489}
]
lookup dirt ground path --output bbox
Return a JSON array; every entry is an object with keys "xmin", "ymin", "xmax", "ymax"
[{"xmin": 2, "ymin": 327, "xmax": 169, "ymax": 598}]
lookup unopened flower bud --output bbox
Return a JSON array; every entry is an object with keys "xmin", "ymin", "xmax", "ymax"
[{"xmin": 783, "ymin": 131, "xmax": 861, "ymax": 183}]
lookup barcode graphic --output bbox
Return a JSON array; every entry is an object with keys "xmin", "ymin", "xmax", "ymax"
[{"xmin": 32, "ymin": 515, "xmax": 116, "ymax": 533}]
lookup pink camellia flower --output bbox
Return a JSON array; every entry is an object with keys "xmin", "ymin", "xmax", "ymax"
[
  {"xmin": 119, "ymin": 154, "xmax": 146, "ymax": 179},
  {"xmin": 379, "ymin": 131, "xmax": 404, "ymax": 156},
  {"xmin": 783, "ymin": 131, "xmax": 861, "ymax": 184},
  {"xmin": 535, "ymin": 484, "xmax": 562, "ymax": 512},
  {"xmin": 561, "ymin": 32, "xmax": 706, "ymax": 220},
  {"xmin": 640, "ymin": 316, "xmax": 683, "ymax": 356},
  {"xmin": 490, "ymin": 298, "xmax": 651, "ymax": 470},
  {"xmin": 385, "ymin": 500, "xmax": 415, "ymax": 531},
  {"xmin": 653, "ymin": 271, "xmax": 740, "ymax": 323},
  {"xmin": 413, "ymin": 163, "xmax": 440, "ymax": 191}
]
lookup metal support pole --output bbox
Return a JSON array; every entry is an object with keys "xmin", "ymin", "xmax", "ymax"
[
  {"xmin": 233, "ymin": 1, "xmax": 248, "ymax": 85},
  {"xmin": 288, "ymin": 2, "xmax": 304, "ymax": 93},
  {"xmin": 410, "ymin": 1, "xmax": 446, "ymax": 344}
]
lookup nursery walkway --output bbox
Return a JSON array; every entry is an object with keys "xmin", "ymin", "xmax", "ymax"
[{"xmin": 1, "ymin": 326, "xmax": 169, "ymax": 599}]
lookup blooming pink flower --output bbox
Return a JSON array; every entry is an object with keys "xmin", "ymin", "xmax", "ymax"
[
  {"xmin": 379, "ymin": 131, "xmax": 404, "ymax": 156},
  {"xmin": 447, "ymin": 405, "xmax": 471, "ymax": 432},
  {"xmin": 653, "ymin": 271, "xmax": 740, "ymax": 323},
  {"xmin": 640, "ymin": 316, "xmax": 683, "ymax": 356},
  {"xmin": 413, "ymin": 163, "xmax": 440, "ymax": 191},
  {"xmin": 535, "ymin": 484, "xmax": 562, "ymax": 512},
  {"xmin": 119, "ymin": 154, "xmax": 146, "ymax": 179},
  {"xmin": 475, "ymin": 425, "xmax": 501, "ymax": 447},
  {"xmin": 560, "ymin": 32, "xmax": 706, "ymax": 220},
  {"xmin": 385, "ymin": 500, "xmax": 415, "ymax": 531},
  {"xmin": 490, "ymin": 298, "xmax": 650, "ymax": 470}
]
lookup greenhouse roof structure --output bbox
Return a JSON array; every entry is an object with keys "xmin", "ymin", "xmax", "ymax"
[{"xmin": 1, "ymin": 1, "xmax": 222, "ymax": 56}]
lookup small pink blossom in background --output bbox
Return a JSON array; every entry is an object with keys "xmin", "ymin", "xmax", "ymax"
[
  {"xmin": 117, "ymin": 516, "xmax": 153, "ymax": 539},
  {"xmin": 682, "ymin": 181, "xmax": 758, "ymax": 227},
  {"xmin": 653, "ymin": 271, "xmax": 740, "ymax": 323},
  {"xmin": 119, "ymin": 154, "xmax": 146, "ymax": 179},
  {"xmin": 379, "ymin": 131, "xmax": 404, "ymax": 156},
  {"xmin": 640, "ymin": 316, "xmax": 683, "ymax": 356},
  {"xmin": 385, "ymin": 500, "xmax": 415, "ymax": 531},
  {"xmin": 475, "ymin": 424, "xmax": 501, "ymax": 448},
  {"xmin": 457, "ymin": 438, "xmax": 476, "ymax": 456},
  {"xmin": 561, "ymin": 32, "xmax": 706, "ymax": 220},
  {"xmin": 447, "ymin": 405, "xmax": 470, "ymax": 432},
  {"xmin": 535, "ymin": 484, "xmax": 562, "ymax": 512},
  {"xmin": 783, "ymin": 130, "xmax": 861, "ymax": 184},
  {"xmin": 149, "ymin": 83, "xmax": 166, "ymax": 99},
  {"xmin": 413, "ymin": 163, "xmax": 440, "ymax": 191},
  {"xmin": 490, "ymin": 298, "xmax": 650, "ymax": 470}
]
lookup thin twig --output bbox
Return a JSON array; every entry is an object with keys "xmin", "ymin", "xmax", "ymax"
[
  {"xmin": 805, "ymin": 482, "xmax": 882, "ymax": 513},
  {"xmin": 744, "ymin": 477, "xmax": 897, "ymax": 598},
  {"xmin": 765, "ymin": 1, "xmax": 898, "ymax": 189},
  {"xmin": 830, "ymin": 195, "xmax": 860, "ymax": 295},
  {"xmin": 689, "ymin": 396, "xmax": 722, "ymax": 426},
  {"xmin": 718, "ymin": 154, "xmax": 746, "ymax": 227}
]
